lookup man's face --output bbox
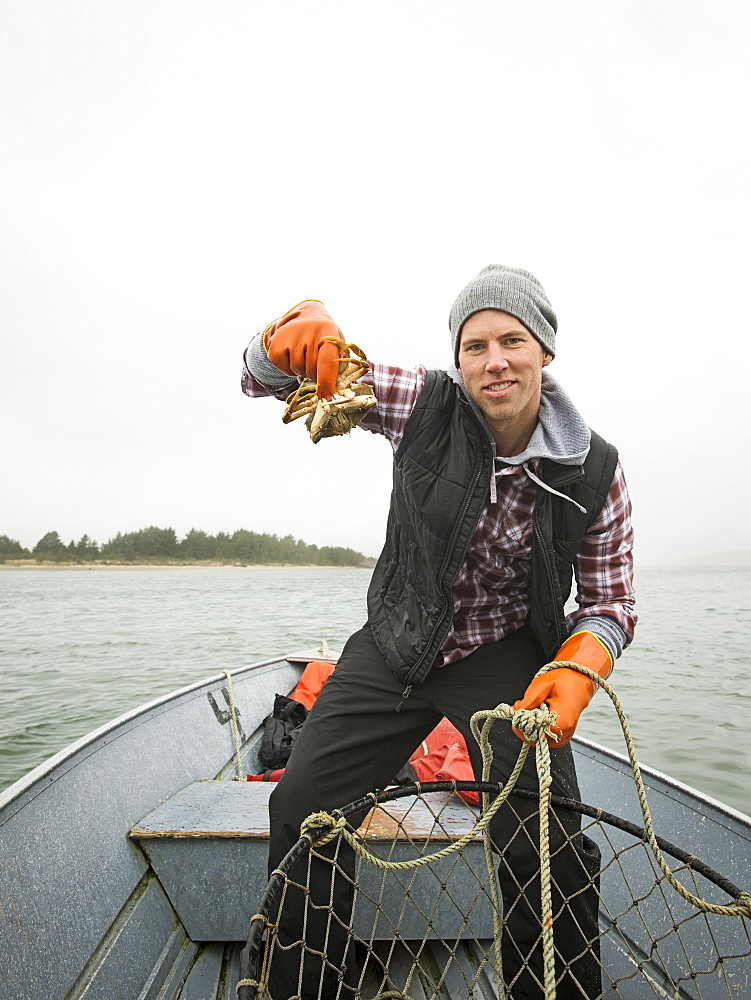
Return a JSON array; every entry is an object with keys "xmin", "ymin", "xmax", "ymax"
[{"xmin": 457, "ymin": 310, "xmax": 552, "ymax": 453}]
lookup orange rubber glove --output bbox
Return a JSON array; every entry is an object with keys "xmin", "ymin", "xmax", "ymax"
[
  {"xmin": 262, "ymin": 300, "xmax": 342, "ymax": 400},
  {"xmin": 512, "ymin": 631, "xmax": 613, "ymax": 749}
]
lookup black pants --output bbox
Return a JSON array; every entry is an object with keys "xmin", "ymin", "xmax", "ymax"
[{"xmin": 268, "ymin": 625, "xmax": 602, "ymax": 999}]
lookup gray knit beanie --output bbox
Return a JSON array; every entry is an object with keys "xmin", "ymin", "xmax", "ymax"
[{"xmin": 449, "ymin": 265, "xmax": 557, "ymax": 363}]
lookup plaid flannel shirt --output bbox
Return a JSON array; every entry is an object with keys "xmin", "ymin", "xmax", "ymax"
[{"xmin": 242, "ymin": 349, "xmax": 636, "ymax": 665}]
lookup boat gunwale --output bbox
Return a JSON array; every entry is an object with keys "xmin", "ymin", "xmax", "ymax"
[{"xmin": 574, "ymin": 734, "xmax": 751, "ymax": 831}]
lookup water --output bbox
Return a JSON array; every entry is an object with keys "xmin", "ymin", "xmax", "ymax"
[{"xmin": 0, "ymin": 565, "xmax": 749, "ymax": 817}]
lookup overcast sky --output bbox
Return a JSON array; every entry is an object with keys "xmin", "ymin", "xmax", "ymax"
[{"xmin": 2, "ymin": 1, "xmax": 749, "ymax": 565}]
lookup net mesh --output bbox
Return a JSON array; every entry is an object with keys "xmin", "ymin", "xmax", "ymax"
[{"xmin": 239, "ymin": 781, "xmax": 751, "ymax": 1000}]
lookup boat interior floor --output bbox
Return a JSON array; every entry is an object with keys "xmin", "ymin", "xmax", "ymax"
[{"xmin": 133, "ymin": 938, "xmax": 508, "ymax": 1000}]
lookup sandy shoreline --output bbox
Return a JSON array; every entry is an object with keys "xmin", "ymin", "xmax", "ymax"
[{"xmin": 0, "ymin": 561, "xmax": 371, "ymax": 571}]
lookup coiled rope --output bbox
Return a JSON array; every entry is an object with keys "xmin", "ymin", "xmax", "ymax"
[
  {"xmin": 551, "ymin": 661, "xmax": 751, "ymax": 921},
  {"xmin": 471, "ymin": 701, "xmax": 556, "ymax": 998},
  {"xmin": 296, "ymin": 662, "xmax": 751, "ymax": 1000}
]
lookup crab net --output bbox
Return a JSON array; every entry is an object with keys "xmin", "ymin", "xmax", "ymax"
[{"xmin": 238, "ymin": 779, "xmax": 751, "ymax": 1000}]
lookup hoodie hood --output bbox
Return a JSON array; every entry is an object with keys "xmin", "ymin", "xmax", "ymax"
[{"xmin": 446, "ymin": 363, "xmax": 590, "ymax": 465}]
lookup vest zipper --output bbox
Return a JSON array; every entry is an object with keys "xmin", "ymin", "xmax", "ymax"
[
  {"xmin": 395, "ymin": 685, "xmax": 412, "ymax": 712},
  {"xmin": 403, "ymin": 444, "xmax": 488, "ymax": 687},
  {"xmin": 533, "ymin": 512, "xmax": 565, "ymax": 650}
]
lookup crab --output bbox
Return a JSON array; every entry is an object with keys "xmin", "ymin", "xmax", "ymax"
[{"xmin": 282, "ymin": 338, "xmax": 377, "ymax": 443}]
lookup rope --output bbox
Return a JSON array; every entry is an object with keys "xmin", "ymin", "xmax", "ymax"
[
  {"xmin": 470, "ymin": 703, "xmax": 558, "ymax": 999},
  {"xmin": 299, "ymin": 728, "xmax": 543, "ymax": 868},
  {"xmin": 222, "ymin": 669, "xmax": 245, "ymax": 781},
  {"xmin": 237, "ymin": 916, "xmax": 279, "ymax": 993},
  {"xmin": 546, "ymin": 661, "xmax": 751, "ymax": 920}
]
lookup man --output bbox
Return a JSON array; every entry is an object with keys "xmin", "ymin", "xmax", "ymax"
[{"xmin": 242, "ymin": 265, "xmax": 636, "ymax": 999}]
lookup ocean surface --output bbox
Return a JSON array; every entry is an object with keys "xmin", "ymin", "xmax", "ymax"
[{"xmin": 0, "ymin": 565, "xmax": 749, "ymax": 817}]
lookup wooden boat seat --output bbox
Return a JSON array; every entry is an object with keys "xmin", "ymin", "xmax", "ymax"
[{"xmin": 130, "ymin": 779, "xmax": 493, "ymax": 942}]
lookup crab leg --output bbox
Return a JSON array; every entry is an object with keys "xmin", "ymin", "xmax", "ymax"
[{"xmin": 282, "ymin": 382, "xmax": 318, "ymax": 424}]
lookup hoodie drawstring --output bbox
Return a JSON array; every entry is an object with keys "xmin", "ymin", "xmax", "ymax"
[
  {"xmin": 522, "ymin": 462, "xmax": 588, "ymax": 514},
  {"xmin": 489, "ymin": 459, "xmax": 587, "ymax": 514}
]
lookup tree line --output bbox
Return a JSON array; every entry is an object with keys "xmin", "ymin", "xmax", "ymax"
[{"xmin": 0, "ymin": 527, "xmax": 374, "ymax": 567}]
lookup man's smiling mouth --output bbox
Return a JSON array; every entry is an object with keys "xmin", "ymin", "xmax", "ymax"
[{"xmin": 484, "ymin": 381, "xmax": 514, "ymax": 392}]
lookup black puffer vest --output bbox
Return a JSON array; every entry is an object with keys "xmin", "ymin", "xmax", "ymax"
[{"xmin": 366, "ymin": 370, "xmax": 618, "ymax": 685}]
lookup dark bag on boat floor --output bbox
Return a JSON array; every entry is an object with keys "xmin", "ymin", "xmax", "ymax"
[{"xmin": 260, "ymin": 694, "xmax": 309, "ymax": 770}]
